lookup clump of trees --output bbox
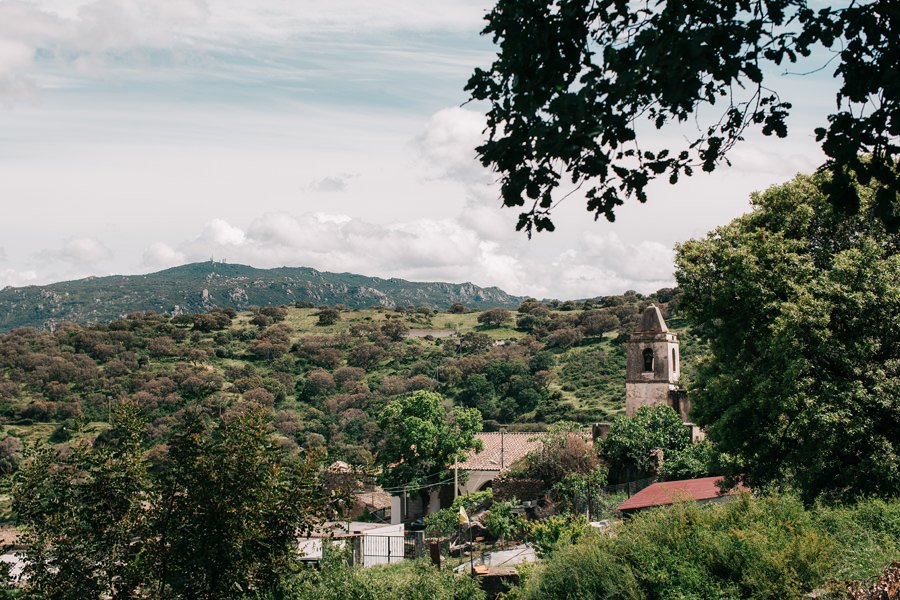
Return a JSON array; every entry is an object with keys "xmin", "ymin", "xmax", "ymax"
[
  {"xmin": 676, "ymin": 172, "xmax": 900, "ymax": 502},
  {"xmin": 13, "ymin": 403, "xmax": 327, "ymax": 599},
  {"xmin": 377, "ymin": 391, "xmax": 482, "ymax": 491},
  {"xmin": 599, "ymin": 405, "xmax": 715, "ymax": 483}
]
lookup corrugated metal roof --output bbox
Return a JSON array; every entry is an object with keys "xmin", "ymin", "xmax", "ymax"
[{"xmin": 617, "ymin": 476, "xmax": 747, "ymax": 512}]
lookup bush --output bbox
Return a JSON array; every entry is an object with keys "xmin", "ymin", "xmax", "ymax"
[
  {"xmin": 0, "ymin": 435, "xmax": 22, "ymax": 475},
  {"xmin": 544, "ymin": 327, "xmax": 583, "ymax": 349},
  {"xmin": 512, "ymin": 495, "xmax": 900, "ymax": 600},
  {"xmin": 288, "ymin": 558, "xmax": 484, "ymax": 600},
  {"xmin": 380, "ymin": 320, "xmax": 409, "ymax": 342},
  {"xmin": 317, "ymin": 309, "xmax": 340, "ymax": 326},
  {"xmin": 600, "ymin": 405, "xmax": 691, "ymax": 482},
  {"xmin": 528, "ymin": 514, "xmax": 589, "ymax": 558},
  {"xmin": 485, "ymin": 500, "xmax": 526, "ymax": 544},
  {"xmin": 477, "ymin": 308, "xmax": 512, "ymax": 328},
  {"xmin": 424, "ymin": 490, "xmax": 493, "ymax": 538}
]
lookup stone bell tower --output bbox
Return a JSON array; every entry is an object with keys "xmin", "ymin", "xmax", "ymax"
[{"xmin": 625, "ymin": 305, "xmax": 683, "ymax": 417}]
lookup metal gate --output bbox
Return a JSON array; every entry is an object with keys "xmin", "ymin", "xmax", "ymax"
[{"xmin": 352, "ymin": 531, "xmax": 425, "ymax": 567}]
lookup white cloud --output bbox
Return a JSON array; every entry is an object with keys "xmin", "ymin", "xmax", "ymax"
[
  {"xmin": 0, "ymin": 247, "xmax": 6, "ymax": 262},
  {"xmin": 308, "ymin": 173, "xmax": 356, "ymax": 193},
  {"xmin": 0, "ymin": 268, "xmax": 38, "ymax": 289},
  {"xmin": 0, "ymin": 39, "xmax": 34, "ymax": 77},
  {"xmin": 141, "ymin": 242, "xmax": 186, "ymax": 270},
  {"xmin": 415, "ymin": 106, "xmax": 491, "ymax": 185},
  {"xmin": 199, "ymin": 218, "xmax": 246, "ymax": 246},
  {"xmin": 148, "ymin": 210, "xmax": 674, "ymax": 299},
  {"xmin": 0, "ymin": 0, "xmax": 212, "ymax": 95},
  {"xmin": 0, "ymin": 0, "xmax": 493, "ymax": 98},
  {"xmin": 39, "ymin": 236, "xmax": 113, "ymax": 267},
  {"xmin": 728, "ymin": 144, "xmax": 819, "ymax": 177},
  {"xmin": 580, "ymin": 232, "xmax": 675, "ymax": 283}
]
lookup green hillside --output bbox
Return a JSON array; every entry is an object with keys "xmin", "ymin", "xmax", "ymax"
[
  {"xmin": 0, "ymin": 262, "xmax": 523, "ymax": 331},
  {"xmin": 0, "ymin": 291, "xmax": 702, "ymax": 515}
]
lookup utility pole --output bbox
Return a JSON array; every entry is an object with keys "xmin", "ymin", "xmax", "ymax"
[
  {"xmin": 453, "ymin": 459, "xmax": 458, "ymax": 500},
  {"xmin": 500, "ymin": 428, "xmax": 505, "ymax": 471}
]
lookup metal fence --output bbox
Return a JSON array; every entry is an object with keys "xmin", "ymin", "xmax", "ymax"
[{"xmin": 351, "ymin": 531, "xmax": 425, "ymax": 567}]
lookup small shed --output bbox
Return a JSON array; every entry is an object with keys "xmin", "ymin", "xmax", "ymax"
[{"xmin": 617, "ymin": 476, "xmax": 748, "ymax": 515}]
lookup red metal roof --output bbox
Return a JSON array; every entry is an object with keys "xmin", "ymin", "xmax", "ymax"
[{"xmin": 617, "ymin": 476, "xmax": 747, "ymax": 512}]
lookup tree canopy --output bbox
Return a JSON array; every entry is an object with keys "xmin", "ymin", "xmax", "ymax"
[
  {"xmin": 377, "ymin": 390, "xmax": 482, "ymax": 491},
  {"xmin": 13, "ymin": 402, "xmax": 327, "ymax": 599},
  {"xmin": 599, "ymin": 405, "xmax": 697, "ymax": 482},
  {"xmin": 467, "ymin": 0, "xmax": 899, "ymax": 235},
  {"xmin": 676, "ymin": 171, "xmax": 900, "ymax": 503}
]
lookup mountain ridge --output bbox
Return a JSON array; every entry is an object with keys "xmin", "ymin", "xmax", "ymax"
[{"xmin": 0, "ymin": 262, "xmax": 524, "ymax": 331}]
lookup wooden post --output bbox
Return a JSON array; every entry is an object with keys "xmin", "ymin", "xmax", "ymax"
[
  {"xmin": 469, "ymin": 525, "xmax": 474, "ymax": 576},
  {"xmin": 454, "ymin": 460, "xmax": 458, "ymax": 500}
]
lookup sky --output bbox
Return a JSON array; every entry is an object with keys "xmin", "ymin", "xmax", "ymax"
[{"xmin": 0, "ymin": 0, "xmax": 838, "ymax": 298}]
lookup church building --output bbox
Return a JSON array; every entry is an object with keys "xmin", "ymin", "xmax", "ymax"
[{"xmin": 624, "ymin": 305, "xmax": 702, "ymax": 441}]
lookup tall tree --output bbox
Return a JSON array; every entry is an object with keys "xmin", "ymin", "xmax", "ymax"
[
  {"xmin": 676, "ymin": 171, "xmax": 900, "ymax": 502},
  {"xmin": 467, "ymin": 0, "xmax": 899, "ymax": 235},
  {"xmin": 377, "ymin": 391, "xmax": 482, "ymax": 491},
  {"xmin": 13, "ymin": 405, "xmax": 150, "ymax": 599},
  {"xmin": 599, "ymin": 405, "xmax": 695, "ymax": 483},
  {"xmin": 147, "ymin": 404, "xmax": 325, "ymax": 599},
  {"xmin": 13, "ymin": 402, "xmax": 327, "ymax": 599}
]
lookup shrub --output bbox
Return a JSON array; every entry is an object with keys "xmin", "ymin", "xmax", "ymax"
[
  {"xmin": 485, "ymin": 500, "xmax": 526, "ymax": 544},
  {"xmin": 380, "ymin": 320, "xmax": 409, "ymax": 342},
  {"xmin": 477, "ymin": 308, "xmax": 512, "ymax": 328},
  {"xmin": 424, "ymin": 490, "xmax": 493, "ymax": 538},
  {"xmin": 513, "ymin": 495, "xmax": 900, "ymax": 600},
  {"xmin": 317, "ymin": 309, "xmax": 340, "ymax": 326},
  {"xmin": 528, "ymin": 514, "xmax": 589, "ymax": 558},
  {"xmin": 289, "ymin": 558, "xmax": 484, "ymax": 600},
  {"xmin": 544, "ymin": 327, "xmax": 583, "ymax": 349},
  {"xmin": 0, "ymin": 435, "xmax": 22, "ymax": 475}
]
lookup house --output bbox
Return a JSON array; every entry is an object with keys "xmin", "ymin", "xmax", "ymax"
[
  {"xmin": 617, "ymin": 476, "xmax": 748, "ymax": 515},
  {"xmin": 454, "ymin": 431, "xmax": 545, "ymax": 497},
  {"xmin": 390, "ymin": 431, "xmax": 546, "ymax": 524},
  {"xmin": 351, "ymin": 488, "xmax": 393, "ymax": 522}
]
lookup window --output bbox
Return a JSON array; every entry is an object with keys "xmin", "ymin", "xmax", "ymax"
[
  {"xmin": 642, "ymin": 348, "xmax": 654, "ymax": 372},
  {"xmin": 672, "ymin": 348, "xmax": 677, "ymax": 371}
]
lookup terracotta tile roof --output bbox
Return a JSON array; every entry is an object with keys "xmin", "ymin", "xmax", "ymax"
[
  {"xmin": 0, "ymin": 527, "xmax": 19, "ymax": 547},
  {"xmin": 456, "ymin": 432, "xmax": 545, "ymax": 472},
  {"xmin": 618, "ymin": 476, "xmax": 748, "ymax": 512},
  {"xmin": 354, "ymin": 489, "xmax": 393, "ymax": 511}
]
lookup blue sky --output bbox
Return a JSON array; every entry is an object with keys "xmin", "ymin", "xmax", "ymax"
[{"xmin": 0, "ymin": 0, "xmax": 836, "ymax": 298}]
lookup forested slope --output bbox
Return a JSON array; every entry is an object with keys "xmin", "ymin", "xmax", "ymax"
[{"xmin": 0, "ymin": 289, "xmax": 702, "ymax": 498}]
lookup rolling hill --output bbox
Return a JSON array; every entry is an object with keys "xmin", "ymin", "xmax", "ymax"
[{"xmin": 0, "ymin": 262, "xmax": 523, "ymax": 331}]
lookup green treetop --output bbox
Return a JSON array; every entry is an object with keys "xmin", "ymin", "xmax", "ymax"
[
  {"xmin": 377, "ymin": 390, "xmax": 482, "ymax": 491},
  {"xmin": 676, "ymin": 170, "xmax": 900, "ymax": 502}
]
